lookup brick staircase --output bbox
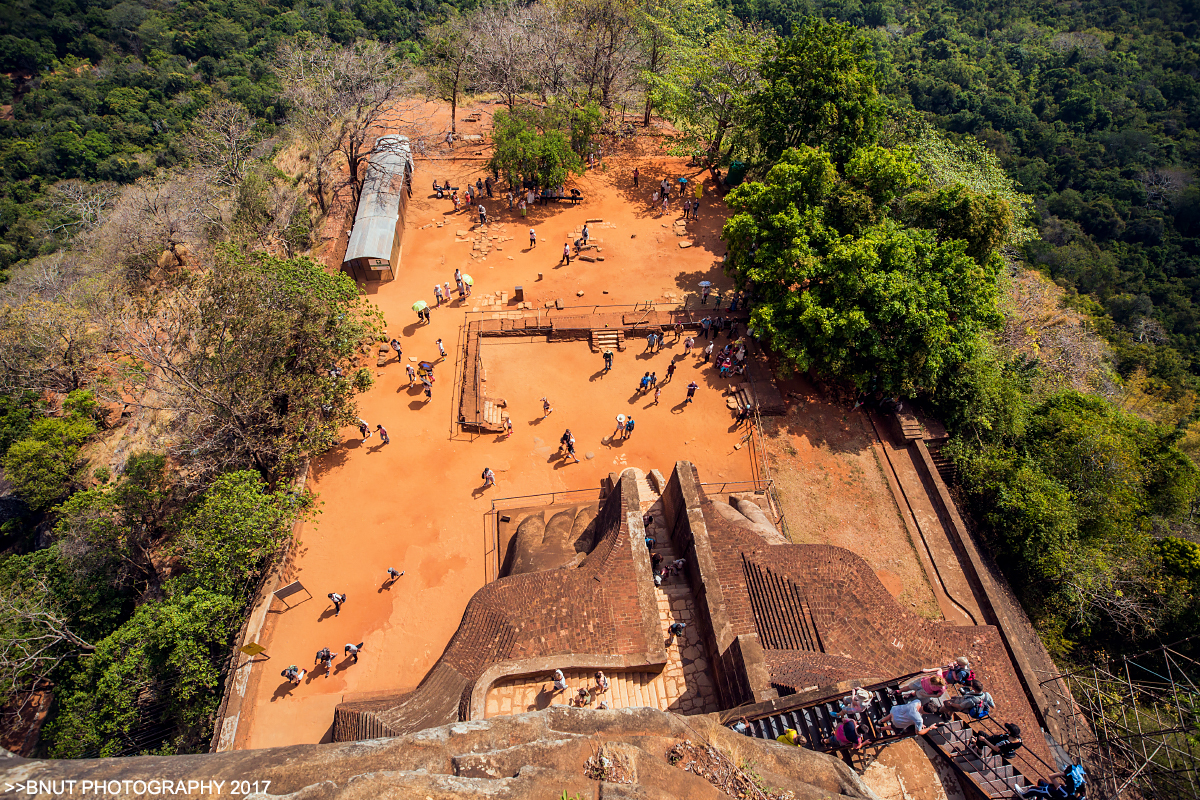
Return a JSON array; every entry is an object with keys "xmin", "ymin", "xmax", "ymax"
[
  {"xmin": 741, "ymin": 556, "xmax": 823, "ymax": 652},
  {"xmin": 480, "ymin": 398, "xmax": 507, "ymax": 430},
  {"xmin": 590, "ymin": 328, "xmax": 624, "ymax": 353},
  {"xmin": 926, "ymin": 441, "xmax": 958, "ymax": 485}
]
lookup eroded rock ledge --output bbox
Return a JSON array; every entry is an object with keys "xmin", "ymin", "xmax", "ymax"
[{"xmin": 2, "ymin": 708, "xmax": 880, "ymax": 800}]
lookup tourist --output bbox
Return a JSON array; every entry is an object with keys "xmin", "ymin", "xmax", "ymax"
[
  {"xmin": 385, "ymin": 567, "xmax": 403, "ymax": 586},
  {"xmin": 434, "ymin": 284, "xmax": 443, "ymax": 305},
  {"xmin": 729, "ymin": 292, "xmax": 739, "ymax": 312},
  {"xmin": 437, "ymin": 338, "xmax": 447, "ymax": 360},
  {"xmin": 643, "ymin": 512, "xmax": 654, "ymax": 528},
  {"xmin": 424, "ymin": 384, "xmax": 432, "ymax": 402},
  {"xmin": 603, "ymin": 349, "xmax": 614, "ymax": 373},
  {"xmin": 665, "ymin": 361, "xmax": 677, "ymax": 382},
  {"xmin": 683, "ymin": 336, "xmax": 695, "ymax": 357},
  {"xmin": 638, "ymin": 372, "xmax": 651, "ymax": 393},
  {"xmin": 281, "ymin": 665, "xmax": 306, "ymax": 685},
  {"xmin": 315, "ymin": 647, "xmax": 333, "ymax": 678},
  {"xmin": 552, "ymin": 669, "xmax": 569, "ymax": 693},
  {"xmin": 389, "ymin": 337, "xmax": 403, "ymax": 359},
  {"xmin": 974, "ymin": 722, "xmax": 1023, "ymax": 759},
  {"xmin": 519, "ymin": 198, "xmax": 527, "ymax": 217},
  {"xmin": 686, "ymin": 381, "xmax": 699, "ymax": 404},
  {"xmin": 667, "ymin": 621, "xmax": 687, "ymax": 643},
  {"xmin": 457, "ymin": 278, "xmax": 465, "ymax": 298},
  {"xmin": 632, "ymin": 167, "xmax": 639, "ymax": 187},
  {"xmin": 729, "ymin": 717, "xmax": 751, "ymax": 736},
  {"xmin": 879, "ymin": 697, "xmax": 941, "ymax": 736},
  {"xmin": 559, "ymin": 429, "xmax": 572, "ymax": 455},
  {"xmin": 624, "ymin": 416, "xmax": 635, "ymax": 438},
  {"xmin": 477, "ymin": 204, "xmax": 487, "ymax": 225},
  {"xmin": 646, "ymin": 332, "xmax": 656, "ymax": 352},
  {"xmin": 902, "ymin": 673, "xmax": 947, "ymax": 704},
  {"xmin": 674, "ymin": 322, "xmax": 684, "ymax": 340},
  {"xmin": 714, "ymin": 316, "xmax": 725, "ymax": 336},
  {"xmin": 328, "ymin": 592, "xmax": 346, "ymax": 617},
  {"xmin": 1019, "ymin": 779, "xmax": 1071, "ymax": 799},
  {"xmin": 701, "ymin": 317, "xmax": 712, "ymax": 339},
  {"xmin": 566, "ymin": 436, "xmax": 579, "ymax": 463},
  {"xmin": 704, "ymin": 342, "xmax": 715, "ymax": 363},
  {"xmin": 701, "ymin": 285, "xmax": 711, "ymax": 304},
  {"xmin": 683, "ymin": 198, "xmax": 692, "ymax": 219},
  {"xmin": 574, "ymin": 687, "xmax": 592, "ymax": 707},
  {"xmin": 506, "ymin": 190, "xmax": 514, "ymax": 209},
  {"xmin": 476, "ymin": 178, "xmax": 484, "ymax": 197},
  {"xmin": 581, "ymin": 224, "xmax": 590, "ymax": 246},
  {"xmin": 836, "ymin": 688, "xmax": 872, "ymax": 721},
  {"xmin": 651, "ymin": 552, "xmax": 663, "ymax": 571},
  {"xmin": 648, "ymin": 371, "xmax": 658, "ymax": 389},
  {"xmin": 482, "ymin": 467, "xmax": 496, "ymax": 488},
  {"xmin": 692, "ymin": 199, "xmax": 700, "ymax": 219},
  {"xmin": 406, "ymin": 363, "xmax": 416, "ymax": 384},
  {"xmin": 661, "ymin": 195, "xmax": 669, "ymax": 215},
  {"xmin": 653, "ymin": 386, "xmax": 661, "ymax": 405},
  {"xmin": 504, "ymin": 416, "xmax": 513, "ymax": 438},
  {"xmin": 375, "ymin": 424, "xmax": 389, "ymax": 446},
  {"xmin": 825, "ymin": 717, "xmax": 866, "ymax": 750},
  {"xmin": 561, "ymin": 242, "xmax": 571, "ymax": 265},
  {"xmin": 357, "ymin": 419, "xmax": 371, "ymax": 442},
  {"xmin": 485, "ymin": 176, "xmax": 494, "ymax": 197},
  {"xmin": 595, "ymin": 671, "xmax": 609, "ymax": 694},
  {"xmin": 923, "ymin": 656, "xmax": 973, "ymax": 686},
  {"xmin": 944, "ymin": 679, "xmax": 996, "ymax": 719},
  {"xmin": 776, "ymin": 728, "xmax": 803, "ymax": 747},
  {"xmin": 1048, "ymin": 764, "xmax": 1087, "ymax": 799},
  {"xmin": 613, "ymin": 416, "xmax": 626, "ymax": 441},
  {"xmin": 530, "ymin": 227, "xmax": 537, "ymax": 248},
  {"xmin": 542, "ymin": 397, "xmax": 553, "ymax": 416},
  {"xmin": 451, "ymin": 190, "xmax": 460, "ymax": 210},
  {"xmin": 344, "ymin": 641, "xmax": 364, "ymax": 664}
]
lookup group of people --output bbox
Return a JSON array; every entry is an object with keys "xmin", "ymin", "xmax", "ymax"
[
  {"xmin": 549, "ymin": 669, "xmax": 612, "ymax": 709},
  {"xmin": 428, "ymin": 268, "xmax": 472, "ymax": 311}
]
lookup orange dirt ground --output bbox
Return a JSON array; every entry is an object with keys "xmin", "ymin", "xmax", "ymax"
[{"xmin": 234, "ymin": 112, "xmax": 753, "ymax": 749}]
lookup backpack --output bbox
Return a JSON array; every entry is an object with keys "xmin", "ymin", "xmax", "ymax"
[
  {"xmin": 1064, "ymin": 764, "xmax": 1086, "ymax": 792},
  {"xmin": 968, "ymin": 702, "xmax": 991, "ymax": 720}
]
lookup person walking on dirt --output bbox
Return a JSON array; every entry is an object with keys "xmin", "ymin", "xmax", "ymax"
[
  {"xmin": 385, "ymin": 567, "xmax": 403, "ymax": 586},
  {"xmin": 561, "ymin": 242, "xmax": 571, "ymax": 266},
  {"xmin": 529, "ymin": 228, "xmax": 537, "ymax": 248},
  {"xmin": 683, "ymin": 198, "xmax": 692, "ymax": 219},
  {"xmin": 316, "ymin": 647, "xmax": 334, "ymax": 678},
  {"xmin": 504, "ymin": 416, "xmax": 513, "ymax": 438},
  {"xmin": 632, "ymin": 167, "xmax": 639, "ymax": 188},
  {"xmin": 674, "ymin": 322, "xmax": 683, "ymax": 341},
  {"xmin": 424, "ymin": 383, "xmax": 432, "ymax": 402},
  {"xmin": 437, "ymin": 338, "xmax": 447, "ymax": 360},
  {"xmin": 390, "ymin": 338, "xmax": 403, "ymax": 360},
  {"xmin": 485, "ymin": 176, "xmax": 494, "ymax": 197},
  {"xmin": 478, "ymin": 204, "xmax": 487, "ymax": 225},
  {"xmin": 406, "ymin": 363, "xmax": 416, "ymax": 384},
  {"xmin": 638, "ymin": 372, "xmax": 651, "ymax": 394},
  {"xmin": 345, "ymin": 642, "xmax": 364, "ymax": 664},
  {"xmin": 665, "ymin": 360, "xmax": 677, "ymax": 383},
  {"xmin": 581, "ymin": 224, "xmax": 590, "ymax": 246},
  {"xmin": 645, "ymin": 332, "xmax": 656, "ymax": 352},
  {"xmin": 653, "ymin": 386, "xmax": 661, "ymax": 405},
  {"xmin": 701, "ymin": 317, "xmax": 711, "ymax": 338},
  {"xmin": 482, "ymin": 467, "xmax": 496, "ymax": 488},
  {"xmin": 357, "ymin": 419, "xmax": 371, "ymax": 441},
  {"xmin": 328, "ymin": 592, "xmax": 346, "ymax": 617},
  {"xmin": 542, "ymin": 397, "xmax": 553, "ymax": 416},
  {"xmin": 684, "ymin": 336, "xmax": 695, "ymax": 357},
  {"xmin": 566, "ymin": 434, "xmax": 580, "ymax": 463},
  {"xmin": 686, "ymin": 381, "xmax": 699, "ymax": 404},
  {"xmin": 648, "ymin": 371, "xmax": 658, "ymax": 390},
  {"xmin": 434, "ymin": 284, "xmax": 443, "ymax": 306},
  {"xmin": 703, "ymin": 341, "xmax": 715, "ymax": 363},
  {"xmin": 624, "ymin": 416, "xmax": 635, "ymax": 438},
  {"xmin": 282, "ymin": 665, "xmax": 306, "ymax": 684},
  {"xmin": 476, "ymin": 178, "xmax": 484, "ymax": 197},
  {"xmin": 603, "ymin": 349, "xmax": 614, "ymax": 373},
  {"xmin": 375, "ymin": 424, "xmax": 390, "ymax": 445}
]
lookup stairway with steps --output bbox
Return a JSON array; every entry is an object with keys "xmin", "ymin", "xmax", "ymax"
[
  {"xmin": 590, "ymin": 328, "xmax": 624, "ymax": 353},
  {"xmin": 473, "ymin": 398, "xmax": 507, "ymax": 433},
  {"xmin": 741, "ymin": 556, "xmax": 823, "ymax": 652},
  {"xmin": 926, "ymin": 441, "xmax": 958, "ymax": 486},
  {"xmin": 896, "ymin": 411, "xmax": 924, "ymax": 442},
  {"xmin": 742, "ymin": 678, "xmax": 1035, "ymax": 793}
]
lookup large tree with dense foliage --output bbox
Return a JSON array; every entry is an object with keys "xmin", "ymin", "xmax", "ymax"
[
  {"xmin": 751, "ymin": 19, "xmax": 884, "ymax": 164},
  {"xmin": 723, "ymin": 145, "xmax": 1005, "ymax": 394}
]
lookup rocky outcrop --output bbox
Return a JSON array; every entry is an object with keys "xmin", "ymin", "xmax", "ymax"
[{"xmin": 1, "ymin": 708, "xmax": 881, "ymax": 800}]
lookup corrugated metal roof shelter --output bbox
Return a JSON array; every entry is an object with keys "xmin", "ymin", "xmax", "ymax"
[{"xmin": 342, "ymin": 135, "xmax": 414, "ymax": 282}]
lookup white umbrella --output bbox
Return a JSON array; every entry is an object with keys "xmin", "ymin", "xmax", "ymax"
[
  {"xmin": 616, "ymin": 414, "xmax": 626, "ymax": 424},
  {"xmin": 698, "ymin": 280, "xmax": 713, "ymax": 287}
]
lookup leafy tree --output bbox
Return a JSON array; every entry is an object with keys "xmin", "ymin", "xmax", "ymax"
[
  {"xmin": 751, "ymin": 19, "xmax": 883, "ymax": 164},
  {"xmin": 907, "ymin": 186, "xmax": 1015, "ymax": 265},
  {"xmin": 173, "ymin": 471, "xmax": 308, "ymax": 601},
  {"xmin": 723, "ymin": 145, "xmax": 1001, "ymax": 394},
  {"xmin": 45, "ymin": 588, "xmax": 242, "ymax": 757},
  {"xmin": 650, "ymin": 23, "xmax": 771, "ymax": 165},
  {"xmin": 423, "ymin": 17, "xmax": 477, "ymax": 136},
  {"xmin": 112, "ymin": 248, "xmax": 380, "ymax": 484},
  {"xmin": 2, "ymin": 412, "xmax": 97, "ymax": 512},
  {"xmin": 489, "ymin": 107, "xmax": 585, "ymax": 189}
]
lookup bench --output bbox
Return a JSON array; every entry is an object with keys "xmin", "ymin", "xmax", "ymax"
[{"xmin": 539, "ymin": 194, "xmax": 583, "ymax": 205}]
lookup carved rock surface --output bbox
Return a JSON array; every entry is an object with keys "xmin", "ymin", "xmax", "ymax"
[{"xmin": 1, "ymin": 708, "xmax": 881, "ymax": 800}]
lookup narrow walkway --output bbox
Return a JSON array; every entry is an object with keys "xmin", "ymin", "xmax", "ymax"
[
  {"xmin": 866, "ymin": 411, "xmax": 982, "ymax": 626},
  {"xmin": 483, "ymin": 471, "xmax": 719, "ymax": 718}
]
